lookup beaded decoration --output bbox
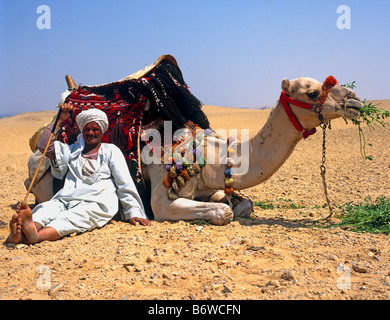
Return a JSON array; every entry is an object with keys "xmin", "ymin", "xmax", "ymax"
[
  {"xmin": 224, "ymin": 136, "xmax": 236, "ymax": 196},
  {"xmin": 162, "ymin": 123, "xmax": 237, "ymax": 205},
  {"xmin": 162, "ymin": 122, "xmax": 215, "ymax": 200},
  {"xmin": 224, "ymin": 136, "xmax": 236, "ymax": 208}
]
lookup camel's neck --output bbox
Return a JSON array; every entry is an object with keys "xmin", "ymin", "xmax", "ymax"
[{"xmin": 227, "ymin": 102, "xmax": 303, "ymax": 190}]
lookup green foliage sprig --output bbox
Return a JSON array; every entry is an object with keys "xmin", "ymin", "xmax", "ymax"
[{"xmin": 341, "ymin": 82, "xmax": 390, "ymax": 160}]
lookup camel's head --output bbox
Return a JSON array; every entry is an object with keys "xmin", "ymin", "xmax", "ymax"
[{"xmin": 281, "ymin": 77, "xmax": 363, "ymax": 129}]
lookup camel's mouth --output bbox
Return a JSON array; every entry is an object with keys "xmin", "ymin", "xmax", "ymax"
[{"xmin": 339, "ymin": 98, "xmax": 363, "ymax": 119}]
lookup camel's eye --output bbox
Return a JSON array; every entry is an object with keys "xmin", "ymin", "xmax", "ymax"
[{"xmin": 306, "ymin": 91, "xmax": 320, "ymax": 100}]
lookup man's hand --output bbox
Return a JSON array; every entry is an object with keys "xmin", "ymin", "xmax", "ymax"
[
  {"xmin": 59, "ymin": 102, "xmax": 74, "ymax": 123},
  {"xmin": 129, "ymin": 217, "xmax": 152, "ymax": 226}
]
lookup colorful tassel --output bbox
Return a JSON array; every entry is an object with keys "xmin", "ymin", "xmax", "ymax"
[
  {"xmin": 227, "ymin": 148, "xmax": 235, "ymax": 155},
  {"xmin": 161, "ymin": 127, "xmax": 217, "ymax": 200},
  {"xmin": 224, "ymin": 168, "xmax": 232, "ymax": 178},
  {"xmin": 187, "ymin": 166, "xmax": 195, "ymax": 177},
  {"xmin": 224, "ymin": 186, "xmax": 234, "ymax": 196},
  {"xmin": 225, "ymin": 178, "xmax": 234, "ymax": 187},
  {"xmin": 181, "ymin": 169, "xmax": 191, "ymax": 181},
  {"xmin": 224, "ymin": 136, "xmax": 235, "ymax": 195},
  {"xmin": 323, "ymin": 75, "xmax": 338, "ymax": 89},
  {"xmin": 226, "ymin": 158, "xmax": 234, "ymax": 168},
  {"xmin": 177, "ymin": 176, "xmax": 186, "ymax": 188},
  {"xmin": 175, "ymin": 163, "xmax": 183, "ymax": 172},
  {"xmin": 169, "ymin": 166, "xmax": 178, "ymax": 179},
  {"xmin": 172, "ymin": 180, "xmax": 179, "ymax": 193},
  {"xmin": 163, "ymin": 175, "xmax": 173, "ymax": 188}
]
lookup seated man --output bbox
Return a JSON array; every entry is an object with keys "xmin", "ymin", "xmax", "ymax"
[{"xmin": 6, "ymin": 103, "xmax": 151, "ymax": 244}]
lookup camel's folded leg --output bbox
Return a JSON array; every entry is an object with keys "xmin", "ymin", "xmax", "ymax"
[{"xmin": 151, "ymin": 195, "xmax": 234, "ymax": 226}]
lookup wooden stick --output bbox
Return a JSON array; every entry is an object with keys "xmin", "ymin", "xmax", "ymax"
[
  {"xmin": 21, "ymin": 75, "xmax": 78, "ymax": 207},
  {"xmin": 22, "ymin": 108, "xmax": 62, "ymax": 204}
]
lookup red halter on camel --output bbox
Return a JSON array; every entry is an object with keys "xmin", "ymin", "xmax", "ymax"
[{"xmin": 279, "ymin": 76, "xmax": 338, "ymax": 139}]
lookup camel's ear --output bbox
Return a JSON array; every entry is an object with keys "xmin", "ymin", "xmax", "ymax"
[{"xmin": 281, "ymin": 78, "xmax": 291, "ymax": 94}]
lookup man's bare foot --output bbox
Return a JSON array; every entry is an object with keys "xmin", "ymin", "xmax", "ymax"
[
  {"xmin": 17, "ymin": 202, "xmax": 39, "ymax": 244},
  {"xmin": 5, "ymin": 213, "xmax": 23, "ymax": 244}
]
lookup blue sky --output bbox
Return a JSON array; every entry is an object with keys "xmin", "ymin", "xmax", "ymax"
[{"xmin": 1, "ymin": 0, "xmax": 389, "ymax": 115}]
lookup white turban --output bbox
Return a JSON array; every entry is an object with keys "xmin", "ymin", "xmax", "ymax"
[
  {"xmin": 76, "ymin": 108, "xmax": 109, "ymax": 133},
  {"xmin": 69, "ymin": 109, "xmax": 109, "ymax": 160}
]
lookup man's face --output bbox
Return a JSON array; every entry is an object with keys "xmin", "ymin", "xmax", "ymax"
[{"xmin": 82, "ymin": 121, "xmax": 103, "ymax": 147}]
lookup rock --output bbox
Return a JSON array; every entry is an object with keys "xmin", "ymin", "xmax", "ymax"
[
  {"xmin": 327, "ymin": 254, "xmax": 339, "ymax": 261},
  {"xmin": 267, "ymin": 279, "xmax": 280, "ymax": 287},
  {"xmin": 6, "ymin": 164, "xmax": 17, "ymax": 171},
  {"xmin": 281, "ymin": 270, "xmax": 295, "ymax": 281},
  {"xmin": 247, "ymin": 245, "xmax": 266, "ymax": 252},
  {"xmin": 218, "ymin": 259, "xmax": 228, "ymax": 265},
  {"xmin": 6, "ymin": 243, "xmax": 15, "ymax": 249},
  {"xmin": 48, "ymin": 283, "xmax": 64, "ymax": 296},
  {"xmin": 146, "ymin": 256, "xmax": 154, "ymax": 263},
  {"xmin": 134, "ymin": 266, "xmax": 143, "ymax": 272},
  {"xmin": 261, "ymin": 280, "xmax": 279, "ymax": 293},
  {"xmin": 352, "ymin": 264, "xmax": 368, "ymax": 273},
  {"xmin": 162, "ymin": 280, "xmax": 170, "ymax": 286},
  {"xmin": 222, "ymin": 285, "xmax": 233, "ymax": 294},
  {"xmin": 123, "ymin": 263, "xmax": 135, "ymax": 272}
]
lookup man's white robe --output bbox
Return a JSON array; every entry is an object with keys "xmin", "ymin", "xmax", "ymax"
[{"xmin": 32, "ymin": 140, "xmax": 146, "ymax": 236}]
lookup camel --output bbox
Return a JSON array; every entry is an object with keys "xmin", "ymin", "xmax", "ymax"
[
  {"xmin": 142, "ymin": 76, "xmax": 362, "ymax": 225},
  {"xmin": 25, "ymin": 59, "xmax": 363, "ymax": 226}
]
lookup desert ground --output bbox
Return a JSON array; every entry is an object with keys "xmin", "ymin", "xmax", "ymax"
[{"xmin": 0, "ymin": 100, "xmax": 389, "ymax": 301}]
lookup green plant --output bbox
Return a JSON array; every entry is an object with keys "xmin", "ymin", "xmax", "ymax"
[
  {"xmin": 254, "ymin": 200, "xmax": 274, "ymax": 210},
  {"xmin": 341, "ymin": 82, "xmax": 390, "ymax": 160},
  {"xmin": 254, "ymin": 199, "xmax": 306, "ymax": 210},
  {"xmin": 335, "ymin": 196, "xmax": 390, "ymax": 235},
  {"xmin": 190, "ymin": 219, "xmax": 210, "ymax": 226}
]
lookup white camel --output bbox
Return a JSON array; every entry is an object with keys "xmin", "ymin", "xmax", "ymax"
[{"xmin": 26, "ymin": 61, "xmax": 363, "ymax": 226}]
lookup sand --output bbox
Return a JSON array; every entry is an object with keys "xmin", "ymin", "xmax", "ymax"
[{"xmin": 0, "ymin": 101, "xmax": 389, "ymax": 301}]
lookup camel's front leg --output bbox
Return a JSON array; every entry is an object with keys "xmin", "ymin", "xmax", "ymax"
[
  {"xmin": 145, "ymin": 164, "xmax": 233, "ymax": 225},
  {"xmin": 151, "ymin": 195, "xmax": 233, "ymax": 226},
  {"xmin": 209, "ymin": 190, "xmax": 254, "ymax": 217}
]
